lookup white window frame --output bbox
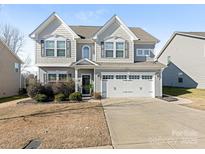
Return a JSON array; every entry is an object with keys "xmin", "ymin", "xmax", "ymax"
[
  {"xmin": 45, "ymin": 37, "xmax": 66, "ymax": 57},
  {"xmin": 82, "ymin": 45, "xmax": 91, "ymax": 59},
  {"xmin": 47, "ymin": 71, "xmax": 69, "ymax": 82},
  {"xmin": 136, "ymin": 49, "xmax": 153, "ymax": 57},
  {"xmin": 104, "ymin": 37, "xmax": 125, "ymax": 58},
  {"xmin": 116, "ymin": 42, "xmax": 125, "ymax": 58},
  {"xmin": 45, "ymin": 40, "xmax": 55, "ymax": 57},
  {"xmin": 105, "ymin": 42, "xmax": 114, "ymax": 58}
]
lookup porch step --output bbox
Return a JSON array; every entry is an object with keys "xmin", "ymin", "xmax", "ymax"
[{"xmin": 82, "ymin": 97, "xmax": 91, "ymax": 100}]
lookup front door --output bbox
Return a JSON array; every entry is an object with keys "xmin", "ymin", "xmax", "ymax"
[{"xmin": 82, "ymin": 74, "xmax": 91, "ymax": 96}]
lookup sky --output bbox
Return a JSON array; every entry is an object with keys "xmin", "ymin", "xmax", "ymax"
[{"xmin": 1, "ymin": 4, "xmax": 205, "ymax": 74}]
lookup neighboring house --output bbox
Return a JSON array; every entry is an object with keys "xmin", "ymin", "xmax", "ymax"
[
  {"xmin": 157, "ymin": 32, "xmax": 205, "ymax": 88},
  {"xmin": 0, "ymin": 39, "xmax": 23, "ymax": 98},
  {"xmin": 29, "ymin": 12, "xmax": 165, "ymax": 98}
]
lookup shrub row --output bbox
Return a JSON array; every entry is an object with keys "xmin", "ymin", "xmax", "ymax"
[{"xmin": 27, "ymin": 80, "xmax": 82, "ymax": 102}]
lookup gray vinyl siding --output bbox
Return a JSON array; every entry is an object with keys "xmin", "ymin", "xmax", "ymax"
[
  {"xmin": 76, "ymin": 43, "xmax": 95, "ymax": 61},
  {"xmin": 134, "ymin": 44, "xmax": 155, "ymax": 62},
  {"xmin": 158, "ymin": 34, "xmax": 205, "ymax": 88},
  {"xmin": 96, "ymin": 21, "xmax": 134, "ymax": 63},
  {"xmin": 36, "ymin": 18, "xmax": 76, "ymax": 65},
  {"xmin": 0, "ymin": 41, "xmax": 21, "ymax": 97}
]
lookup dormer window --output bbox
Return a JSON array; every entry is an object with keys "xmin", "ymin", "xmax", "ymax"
[{"xmin": 44, "ymin": 36, "xmax": 67, "ymax": 57}]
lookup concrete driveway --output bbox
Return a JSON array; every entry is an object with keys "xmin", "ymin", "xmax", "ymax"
[{"xmin": 102, "ymin": 98, "xmax": 205, "ymax": 148}]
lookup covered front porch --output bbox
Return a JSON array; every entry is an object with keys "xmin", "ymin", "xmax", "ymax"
[{"xmin": 72, "ymin": 58, "xmax": 98, "ymax": 97}]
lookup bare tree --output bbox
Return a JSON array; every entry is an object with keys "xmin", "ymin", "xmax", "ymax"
[
  {"xmin": 0, "ymin": 23, "xmax": 24, "ymax": 54},
  {"xmin": 21, "ymin": 55, "xmax": 32, "ymax": 73}
]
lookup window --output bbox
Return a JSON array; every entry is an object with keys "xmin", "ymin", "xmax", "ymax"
[
  {"xmin": 82, "ymin": 45, "xmax": 90, "ymax": 59},
  {"xmin": 178, "ymin": 77, "xmax": 183, "ymax": 83},
  {"xmin": 102, "ymin": 75, "xmax": 114, "ymax": 79},
  {"xmin": 48, "ymin": 74, "xmax": 57, "ymax": 82},
  {"xmin": 144, "ymin": 49, "xmax": 150, "ymax": 56},
  {"xmin": 116, "ymin": 42, "xmax": 124, "ymax": 58},
  {"xmin": 137, "ymin": 50, "xmax": 143, "ymax": 56},
  {"xmin": 59, "ymin": 74, "xmax": 67, "ymax": 81},
  {"xmin": 167, "ymin": 56, "xmax": 171, "ymax": 65},
  {"xmin": 14, "ymin": 63, "xmax": 19, "ymax": 72},
  {"xmin": 48, "ymin": 72, "xmax": 70, "ymax": 82},
  {"xmin": 129, "ymin": 75, "xmax": 140, "ymax": 80},
  {"xmin": 142, "ymin": 75, "xmax": 152, "ymax": 80},
  {"xmin": 45, "ymin": 41, "xmax": 55, "ymax": 56},
  {"xmin": 136, "ymin": 49, "xmax": 152, "ymax": 57},
  {"xmin": 116, "ymin": 75, "xmax": 127, "ymax": 79},
  {"xmin": 44, "ymin": 37, "xmax": 67, "ymax": 57},
  {"xmin": 57, "ymin": 41, "xmax": 66, "ymax": 57},
  {"xmin": 105, "ymin": 42, "xmax": 114, "ymax": 58}
]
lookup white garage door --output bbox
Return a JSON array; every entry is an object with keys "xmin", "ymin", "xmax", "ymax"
[{"xmin": 102, "ymin": 73, "xmax": 154, "ymax": 98}]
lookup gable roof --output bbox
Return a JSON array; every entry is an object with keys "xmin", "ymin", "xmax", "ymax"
[
  {"xmin": 29, "ymin": 12, "xmax": 79, "ymax": 39},
  {"xmin": 70, "ymin": 26, "xmax": 159, "ymax": 43},
  {"xmin": 0, "ymin": 39, "xmax": 23, "ymax": 64},
  {"xmin": 93, "ymin": 15, "xmax": 138, "ymax": 40},
  {"xmin": 156, "ymin": 31, "xmax": 205, "ymax": 59},
  {"xmin": 71, "ymin": 58, "xmax": 99, "ymax": 67}
]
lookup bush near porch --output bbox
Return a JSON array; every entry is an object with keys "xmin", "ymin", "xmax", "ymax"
[{"xmin": 27, "ymin": 80, "xmax": 78, "ymax": 102}]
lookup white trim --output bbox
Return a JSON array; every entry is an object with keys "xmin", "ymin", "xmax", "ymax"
[
  {"xmin": 81, "ymin": 73, "xmax": 92, "ymax": 96},
  {"xmin": 29, "ymin": 12, "xmax": 79, "ymax": 39},
  {"xmin": 47, "ymin": 71, "xmax": 69, "ymax": 82},
  {"xmin": 136, "ymin": 48, "xmax": 153, "ymax": 57},
  {"xmin": 104, "ymin": 40, "xmax": 125, "ymax": 58},
  {"xmin": 93, "ymin": 15, "xmax": 138, "ymax": 40},
  {"xmin": 72, "ymin": 58, "xmax": 99, "ymax": 66},
  {"xmin": 94, "ymin": 42, "xmax": 97, "ymax": 61},
  {"xmin": 82, "ymin": 45, "xmax": 91, "ymax": 59},
  {"xmin": 75, "ymin": 69, "xmax": 78, "ymax": 92},
  {"xmin": 44, "ymin": 37, "xmax": 66, "ymax": 57}
]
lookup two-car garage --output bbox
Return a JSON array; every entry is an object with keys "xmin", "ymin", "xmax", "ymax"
[{"xmin": 101, "ymin": 72, "xmax": 155, "ymax": 98}]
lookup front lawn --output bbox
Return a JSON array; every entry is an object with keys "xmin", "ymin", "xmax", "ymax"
[
  {"xmin": 0, "ymin": 101, "xmax": 111, "ymax": 148},
  {"xmin": 0, "ymin": 95, "xmax": 28, "ymax": 103},
  {"xmin": 163, "ymin": 86, "xmax": 205, "ymax": 110}
]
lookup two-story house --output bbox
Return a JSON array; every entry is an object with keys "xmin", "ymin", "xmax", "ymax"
[
  {"xmin": 0, "ymin": 39, "xmax": 23, "ymax": 98},
  {"xmin": 29, "ymin": 12, "xmax": 165, "ymax": 98},
  {"xmin": 158, "ymin": 32, "xmax": 205, "ymax": 89}
]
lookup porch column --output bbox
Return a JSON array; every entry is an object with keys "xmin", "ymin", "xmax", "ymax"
[
  {"xmin": 93, "ymin": 68, "xmax": 96, "ymax": 93},
  {"xmin": 75, "ymin": 68, "xmax": 78, "ymax": 92}
]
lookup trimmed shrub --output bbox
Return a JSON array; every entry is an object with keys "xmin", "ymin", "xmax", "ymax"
[
  {"xmin": 69, "ymin": 92, "xmax": 82, "ymax": 101},
  {"xmin": 93, "ymin": 92, "xmax": 102, "ymax": 100},
  {"xmin": 54, "ymin": 93, "xmax": 66, "ymax": 102},
  {"xmin": 34, "ymin": 94, "xmax": 48, "ymax": 102},
  {"xmin": 51, "ymin": 80, "xmax": 75, "ymax": 97},
  {"xmin": 27, "ymin": 82, "xmax": 45, "ymax": 98},
  {"xmin": 63, "ymin": 80, "xmax": 75, "ymax": 96}
]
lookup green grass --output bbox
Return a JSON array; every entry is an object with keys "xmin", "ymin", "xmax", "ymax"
[
  {"xmin": 163, "ymin": 86, "xmax": 205, "ymax": 99},
  {"xmin": 0, "ymin": 95, "xmax": 28, "ymax": 103}
]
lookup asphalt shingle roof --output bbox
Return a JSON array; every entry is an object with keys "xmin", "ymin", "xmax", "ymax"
[{"xmin": 70, "ymin": 25, "xmax": 159, "ymax": 42}]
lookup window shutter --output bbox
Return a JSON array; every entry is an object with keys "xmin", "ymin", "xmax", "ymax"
[
  {"xmin": 41, "ymin": 40, "xmax": 45, "ymax": 57},
  {"xmin": 101, "ymin": 42, "xmax": 105, "ymax": 58},
  {"xmin": 125, "ymin": 41, "xmax": 129, "ymax": 58},
  {"xmin": 66, "ymin": 39, "xmax": 71, "ymax": 58}
]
